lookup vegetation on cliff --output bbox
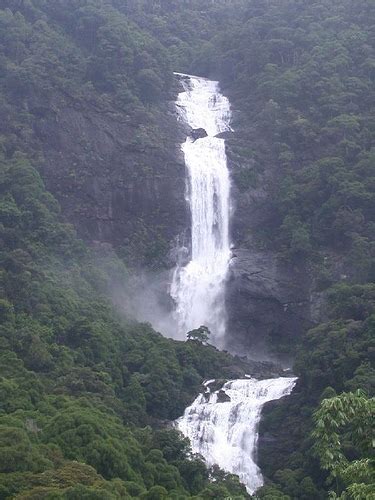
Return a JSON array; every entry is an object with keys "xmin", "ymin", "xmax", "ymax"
[
  {"xmin": 0, "ymin": 0, "xmax": 374, "ymax": 499},
  {"xmin": 210, "ymin": 1, "xmax": 374, "ymax": 278},
  {"xmin": 0, "ymin": 0, "xmax": 183, "ymax": 269},
  {"xmin": 0, "ymin": 156, "xmax": 249, "ymax": 498},
  {"xmin": 182, "ymin": 1, "xmax": 374, "ymax": 497},
  {"xmin": 134, "ymin": 1, "xmax": 375, "ymax": 497},
  {"xmin": 0, "ymin": 3, "xmax": 250, "ymax": 492}
]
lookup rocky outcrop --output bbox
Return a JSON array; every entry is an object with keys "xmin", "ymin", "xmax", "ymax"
[
  {"xmin": 217, "ymin": 389, "xmax": 231, "ymax": 402},
  {"xmin": 33, "ymin": 91, "xmax": 188, "ymax": 268},
  {"xmin": 224, "ymin": 115, "xmax": 314, "ymax": 356},
  {"xmin": 190, "ymin": 127, "xmax": 208, "ymax": 140},
  {"xmin": 226, "ymin": 248, "xmax": 313, "ymax": 356},
  {"xmin": 31, "ymin": 81, "xmax": 314, "ymax": 352}
]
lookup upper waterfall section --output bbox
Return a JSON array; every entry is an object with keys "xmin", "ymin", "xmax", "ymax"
[
  {"xmin": 171, "ymin": 74, "xmax": 232, "ymax": 346},
  {"xmin": 174, "ymin": 73, "xmax": 232, "ymax": 136}
]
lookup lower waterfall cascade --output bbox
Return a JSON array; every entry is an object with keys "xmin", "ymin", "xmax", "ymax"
[
  {"xmin": 177, "ymin": 377, "xmax": 298, "ymax": 494},
  {"xmin": 171, "ymin": 73, "xmax": 231, "ymax": 347}
]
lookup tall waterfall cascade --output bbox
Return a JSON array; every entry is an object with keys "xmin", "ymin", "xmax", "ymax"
[
  {"xmin": 172, "ymin": 73, "xmax": 297, "ymax": 494},
  {"xmin": 177, "ymin": 377, "xmax": 297, "ymax": 494},
  {"xmin": 171, "ymin": 74, "xmax": 232, "ymax": 346}
]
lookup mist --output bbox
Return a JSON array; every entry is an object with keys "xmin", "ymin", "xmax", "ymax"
[{"xmin": 110, "ymin": 266, "xmax": 183, "ymax": 340}]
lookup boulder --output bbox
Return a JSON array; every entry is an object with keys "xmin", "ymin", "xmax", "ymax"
[
  {"xmin": 190, "ymin": 128, "xmax": 208, "ymax": 140},
  {"xmin": 217, "ymin": 389, "xmax": 231, "ymax": 403}
]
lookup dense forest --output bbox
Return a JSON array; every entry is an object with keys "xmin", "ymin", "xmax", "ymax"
[
  {"xmin": 0, "ymin": 153, "xmax": 251, "ymax": 499},
  {"xmin": 0, "ymin": 1, "xmax": 374, "ymax": 499}
]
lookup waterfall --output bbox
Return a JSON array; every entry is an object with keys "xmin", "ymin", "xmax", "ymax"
[
  {"xmin": 171, "ymin": 74, "xmax": 232, "ymax": 346},
  {"xmin": 177, "ymin": 377, "xmax": 297, "ymax": 494},
  {"xmin": 172, "ymin": 74, "xmax": 297, "ymax": 495}
]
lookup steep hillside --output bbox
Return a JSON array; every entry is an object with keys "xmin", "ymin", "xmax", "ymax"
[
  {"xmin": 1, "ymin": 1, "xmax": 374, "ymax": 499},
  {"xmin": 185, "ymin": 1, "xmax": 375, "ymax": 497},
  {"xmin": 0, "ymin": 1, "xmax": 253, "ymax": 498},
  {"xmin": 0, "ymin": 0, "xmax": 188, "ymax": 269},
  {"xmin": 0, "ymin": 156, "xmax": 250, "ymax": 497},
  {"xmin": 199, "ymin": 0, "xmax": 375, "ymax": 353}
]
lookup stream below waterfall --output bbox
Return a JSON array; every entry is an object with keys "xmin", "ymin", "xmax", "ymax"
[{"xmin": 172, "ymin": 73, "xmax": 297, "ymax": 495}]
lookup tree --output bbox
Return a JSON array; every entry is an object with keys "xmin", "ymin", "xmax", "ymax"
[
  {"xmin": 136, "ymin": 68, "xmax": 164, "ymax": 102},
  {"xmin": 312, "ymin": 390, "xmax": 374, "ymax": 499},
  {"xmin": 141, "ymin": 485, "xmax": 168, "ymax": 499},
  {"xmin": 186, "ymin": 326, "xmax": 210, "ymax": 344}
]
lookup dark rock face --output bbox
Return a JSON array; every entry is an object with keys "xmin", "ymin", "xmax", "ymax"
[
  {"xmin": 190, "ymin": 127, "xmax": 208, "ymax": 140},
  {"xmin": 226, "ymin": 249, "xmax": 313, "ymax": 355},
  {"xmin": 224, "ymin": 114, "xmax": 314, "ymax": 355},
  {"xmin": 217, "ymin": 389, "xmax": 231, "ymax": 403},
  {"xmin": 31, "ymin": 84, "xmax": 314, "ymax": 352},
  {"xmin": 33, "ymin": 94, "xmax": 188, "ymax": 267}
]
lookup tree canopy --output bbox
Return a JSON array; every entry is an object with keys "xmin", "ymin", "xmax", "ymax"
[{"xmin": 0, "ymin": 0, "xmax": 374, "ymax": 498}]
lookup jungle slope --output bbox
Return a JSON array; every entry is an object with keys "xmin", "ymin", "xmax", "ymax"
[
  {"xmin": 0, "ymin": 1, "xmax": 374, "ymax": 499},
  {"xmin": 0, "ymin": 1, "xmax": 254, "ymax": 498},
  {"xmin": 0, "ymin": 0, "xmax": 189, "ymax": 270},
  {"xmin": 187, "ymin": 1, "xmax": 375, "ymax": 497},
  {"xmin": 0, "ymin": 158, "xmax": 252, "ymax": 499}
]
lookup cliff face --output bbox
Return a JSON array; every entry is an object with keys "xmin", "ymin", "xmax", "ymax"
[
  {"xmin": 226, "ymin": 248, "xmax": 312, "ymax": 356},
  {"xmin": 33, "ymin": 92, "xmax": 188, "ymax": 268},
  {"xmin": 31, "ymin": 87, "xmax": 314, "ymax": 352},
  {"xmin": 224, "ymin": 121, "xmax": 314, "ymax": 355},
  {"xmin": 26, "ymin": 79, "xmax": 314, "ymax": 352}
]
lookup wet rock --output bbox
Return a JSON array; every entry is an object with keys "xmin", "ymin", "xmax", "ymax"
[
  {"xmin": 226, "ymin": 248, "xmax": 313, "ymax": 354},
  {"xmin": 35, "ymin": 93, "xmax": 188, "ymax": 268},
  {"xmin": 217, "ymin": 389, "xmax": 231, "ymax": 403},
  {"xmin": 224, "ymin": 113, "xmax": 315, "ymax": 354},
  {"xmin": 205, "ymin": 379, "xmax": 227, "ymax": 393},
  {"xmin": 190, "ymin": 127, "xmax": 208, "ymax": 140},
  {"xmin": 215, "ymin": 130, "xmax": 233, "ymax": 140}
]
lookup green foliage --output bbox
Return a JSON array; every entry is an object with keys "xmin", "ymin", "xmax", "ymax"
[
  {"xmin": 0, "ymin": 1, "xmax": 374, "ymax": 498},
  {"xmin": 0, "ymin": 1, "xmax": 179, "ymax": 272},
  {"xmin": 295, "ymin": 318, "xmax": 374, "ymax": 396},
  {"xmin": 0, "ymin": 0, "xmax": 171, "ymax": 108},
  {"xmin": 0, "ymin": 147, "xmax": 248, "ymax": 497},
  {"xmin": 312, "ymin": 391, "xmax": 374, "ymax": 498},
  {"xmin": 0, "ymin": 3, "xmax": 252, "ymax": 483},
  {"xmin": 186, "ymin": 325, "xmax": 210, "ymax": 344},
  {"xmin": 177, "ymin": 2, "xmax": 375, "ymax": 497},
  {"xmin": 327, "ymin": 283, "xmax": 375, "ymax": 321},
  {"xmin": 259, "ymin": 285, "xmax": 374, "ymax": 498},
  {"xmin": 188, "ymin": 0, "xmax": 375, "ymax": 272}
]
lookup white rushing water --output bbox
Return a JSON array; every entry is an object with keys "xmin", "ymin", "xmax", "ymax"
[
  {"xmin": 172, "ymin": 74, "xmax": 297, "ymax": 494},
  {"xmin": 171, "ymin": 74, "xmax": 232, "ymax": 346},
  {"xmin": 177, "ymin": 377, "xmax": 297, "ymax": 494}
]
